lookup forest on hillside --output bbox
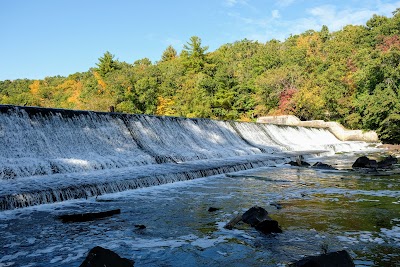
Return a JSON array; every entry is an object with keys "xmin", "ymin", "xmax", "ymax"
[{"xmin": 1, "ymin": 10, "xmax": 399, "ymax": 143}]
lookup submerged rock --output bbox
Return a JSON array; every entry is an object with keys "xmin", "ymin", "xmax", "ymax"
[
  {"xmin": 288, "ymin": 161, "xmax": 311, "ymax": 167},
  {"xmin": 224, "ymin": 214, "xmax": 243, "ymax": 230},
  {"xmin": 57, "ymin": 209, "xmax": 121, "ymax": 223},
  {"xmin": 134, "ymin": 224, "xmax": 146, "ymax": 229},
  {"xmin": 208, "ymin": 207, "xmax": 220, "ymax": 212},
  {"xmin": 79, "ymin": 246, "xmax": 134, "ymax": 267},
  {"xmin": 289, "ymin": 250, "xmax": 355, "ymax": 267},
  {"xmin": 270, "ymin": 202, "xmax": 283, "ymax": 210},
  {"xmin": 311, "ymin": 162, "xmax": 337, "ymax": 170}
]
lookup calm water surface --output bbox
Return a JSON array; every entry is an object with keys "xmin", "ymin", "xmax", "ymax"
[{"xmin": 0, "ymin": 153, "xmax": 399, "ymax": 266}]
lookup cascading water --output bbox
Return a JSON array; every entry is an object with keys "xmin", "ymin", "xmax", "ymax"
[
  {"xmin": 0, "ymin": 105, "xmax": 374, "ymax": 210},
  {"xmin": 0, "ymin": 107, "xmax": 155, "ymax": 179},
  {"xmin": 260, "ymin": 124, "xmax": 370, "ymax": 152}
]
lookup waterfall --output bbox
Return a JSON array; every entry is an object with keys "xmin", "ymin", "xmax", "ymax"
[
  {"xmin": 0, "ymin": 107, "xmax": 155, "ymax": 179},
  {"xmin": 0, "ymin": 105, "xmax": 373, "ymax": 210}
]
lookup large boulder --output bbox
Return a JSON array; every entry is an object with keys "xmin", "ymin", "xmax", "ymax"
[
  {"xmin": 242, "ymin": 206, "xmax": 269, "ymax": 227},
  {"xmin": 352, "ymin": 156, "xmax": 378, "ymax": 168},
  {"xmin": 225, "ymin": 206, "xmax": 283, "ymax": 234},
  {"xmin": 289, "ymin": 250, "xmax": 355, "ymax": 267},
  {"xmin": 254, "ymin": 219, "xmax": 282, "ymax": 234},
  {"xmin": 79, "ymin": 246, "xmax": 134, "ymax": 267},
  {"xmin": 378, "ymin": 155, "xmax": 398, "ymax": 168}
]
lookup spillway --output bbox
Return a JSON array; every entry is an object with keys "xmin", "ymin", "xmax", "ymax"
[{"xmin": 0, "ymin": 105, "xmax": 372, "ymax": 210}]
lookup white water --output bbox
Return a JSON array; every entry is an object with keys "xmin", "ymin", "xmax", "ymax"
[{"xmin": 0, "ymin": 105, "xmax": 373, "ymax": 209}]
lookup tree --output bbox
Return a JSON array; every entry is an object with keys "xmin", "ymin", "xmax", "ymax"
[
  {"xmin": 161, "ymin": 45, "xmax": 177, "ymax": 62},
  {"xmin": 320, "ymin": 25, "xmax": 330, "ymax": 42},
  {"xmin": 181, "ymin": 36, "xmax": 209, "ymax": 72},
  {"xmin": 96, "ymin": 51, "xmax": 119, "ymax": 76}
]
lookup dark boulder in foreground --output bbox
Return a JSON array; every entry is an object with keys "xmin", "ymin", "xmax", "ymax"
[
  {"xmin": 79, "ymin": 246, "xmax": 134, "ymax": 267},
  {"xmin": 225, "ymin": 206, "xmax": 282, "ymax": 234},
  {"xmin": 289, "ymin": 250, "xmax": 355, "ymax": 267},
  {"xmin": 311, "ymin": 162, "xmax": 337, "ymax": 170},
  {"xmin": 57, "ymin": 209, "xmax": 121, "ymax": 223}
]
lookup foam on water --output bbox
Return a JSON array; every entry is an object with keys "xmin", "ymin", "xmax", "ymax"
[{"xmin": 0, "ymin": 159, "xmax": 398, "ymax": 266}]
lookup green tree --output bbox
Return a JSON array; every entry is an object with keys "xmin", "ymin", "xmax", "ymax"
[
  {"xmin": 96, "ymin": 51, "xmax": 119, "ymax": 76},
  {"xmin": 161, "ymin": 45, "xmax": 177, "ymax": 62},
  {"xmin": 181, "ymin": 36, "xmax": 209, "ymax": 73}
]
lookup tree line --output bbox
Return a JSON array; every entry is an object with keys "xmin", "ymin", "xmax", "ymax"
[{"xmin": 1, "ymin": 10, "xmax": 399, "ymax": 143}]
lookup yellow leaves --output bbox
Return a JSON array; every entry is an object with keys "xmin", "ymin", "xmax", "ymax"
[
  {"xmin": 296, "ymin": 33, "xmax": 325, "ymax": 59},
  {"xmin": 29, "ymin": 80, "xmax": 40, "ymax": 96},
  {"xmin": 28, "ymin": 80, "xmax": 43, "ymax": 106},
  {"xmin": 292, "ymin": 83, "xmax": 325, "ymax": 118},
  {"xmin": 156, "ymin": 96, "xmax": 175, "ymax": 116},
  {"xmin": 238, "ymin": 114, "xmax": 252, "ymax": 122},
  {"xmin": 92, "ymin": 71, "xmax": 107, "ymax": 93}
]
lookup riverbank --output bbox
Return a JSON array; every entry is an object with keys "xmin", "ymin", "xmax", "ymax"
[{"xmin": 379, "ymin": 144, "xmax": 400, "ymax": 156}]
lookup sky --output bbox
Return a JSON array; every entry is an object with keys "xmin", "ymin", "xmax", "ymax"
[{"xmin": 1, "ymin": 0, "xmax": 399, "ymax": 81}]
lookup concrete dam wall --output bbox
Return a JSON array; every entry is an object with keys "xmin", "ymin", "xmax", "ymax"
[{"xmin": 0, "ymin": 105, "xmax": 372, "ymax": 210}]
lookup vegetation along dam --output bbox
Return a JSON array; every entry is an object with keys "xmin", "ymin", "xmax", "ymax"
[{"xmin": 0, "ymin": 104, "xmax": 398, "ymax": 266}]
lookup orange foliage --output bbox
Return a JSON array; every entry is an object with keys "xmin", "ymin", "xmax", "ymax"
[
  {"xmin": 156, "ymin": 96, "xmax": 175, "ymax": 116},
  {"xmin": 92, "ymin": 71, "xmax": 107, "ymax": 93},
  {"xmin": 57, "ymin": 80, "xmax": 82, "ymax": 107},
  {"xmin": 29, "ymin": 80, "xmax": 40, "ymax": 96}
]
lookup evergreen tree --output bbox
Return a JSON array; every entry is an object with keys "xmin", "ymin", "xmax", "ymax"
[
  {"xmin": 161, "ymin": 45, "xmax": 177, "ymax": 62},
  {"xmin": 96, "ymin": 51, "xmax": 119, "ymax": 76}
]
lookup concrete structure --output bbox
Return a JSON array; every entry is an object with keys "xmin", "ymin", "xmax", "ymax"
[{"xmin": 257, "ymin": 115, "xmax": 379, "ymax": 142}]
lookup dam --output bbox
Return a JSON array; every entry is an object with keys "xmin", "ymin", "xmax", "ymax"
[
  {"xmin": 1, "ymin": 105, "xmax": 399, "ymax": 267},
  {"xmin": 0, "ymin": 105, "xmax": 371, "ymax": 210}
]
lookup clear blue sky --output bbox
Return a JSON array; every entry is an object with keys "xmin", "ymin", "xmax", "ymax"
[{"xmin": 1, "ymin": 0, "xmax": 399, "ymax": 80}]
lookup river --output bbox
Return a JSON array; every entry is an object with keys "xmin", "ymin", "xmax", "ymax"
[{"xmin": 0, "ymin": 152, "xmax": 398, "ymax": 266}]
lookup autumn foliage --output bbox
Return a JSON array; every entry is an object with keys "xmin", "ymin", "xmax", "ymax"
[{"xmin": 1, "ymin": 10, "xmax": 400, "ymax": 143}]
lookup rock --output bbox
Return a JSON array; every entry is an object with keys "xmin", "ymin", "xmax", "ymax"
[
  {"xmin": 254, "ymin": 218, "xmax": 282, "ymax": 234},
  {"xmin": 134, "ymin": 224, "xmax": 146, "ymax": 229},
  {"xmin": 289, "ymin": 250, "xmax": 355, "ymax": 267},
  {"xmin": 79, "ymin": 246, "xmax": 134, "ymax": 267},
  {"xmin": 225, "ymin": 206, "xmax": 283, "ymax": 234},
  {"xmin": 352, "ymin": 156, "xmax": 378, "ymax": 168},
  {"xmin": 270, "ymin": 202, "xmax": 283, "ymax": 209},
  {"xmin": 57, "ymin": 209, "xmax": 121, "ymax": 223},
  {"xmin": 242, "ymin": 206, "xmax": 269, "ymax": 227},
  {"xmin": 288, "ymin": 161, "xmax": 311, "ymax": 167},
  {"xmin": 312, "ymin": 162, "xmax": 337, "ymax": 170},
  {"xmin": 224, "ymin": 214, "xmax": 243, "ymax": 230},
  {"xmin": 378, "ymin": 155, "xmax": 398, "ymax": 168},
  {"xmin": 208, "ymin": 207, "xmax": 220, "ymax": 212}
]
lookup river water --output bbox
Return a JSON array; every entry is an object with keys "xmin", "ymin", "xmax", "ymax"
[{"xmin": 0, "ymin": 152, "xmax": 399, "ymax": 266}]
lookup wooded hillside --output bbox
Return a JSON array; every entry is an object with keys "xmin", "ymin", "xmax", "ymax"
[{"xmin": 1, "ymin": 10, "xmax": 399, "ymax": 143}]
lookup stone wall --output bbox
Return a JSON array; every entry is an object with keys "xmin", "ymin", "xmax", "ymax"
[{"xmin": 257, "ymin": 115, "xmax": 379, "ymax": 142}]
